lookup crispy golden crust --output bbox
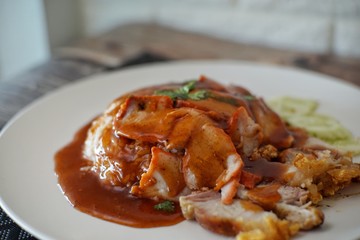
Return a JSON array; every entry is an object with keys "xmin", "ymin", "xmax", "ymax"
[
  {"xmin": 180, "ymin": 191, "xmax": 298, "ymax": 240},
  {"xmin": 282, "ymin": 149, "xmax": 360, "ymax": 203}
]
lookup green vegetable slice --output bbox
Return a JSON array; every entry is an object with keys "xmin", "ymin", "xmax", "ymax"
[
  {"xmin": 268, "ymin": 96, "xmax": 359, "ymax": 156},
  {"xmin": 286, "ymin": 114, "xmax": 352, "ymax": 141},
  {"xmin": 330, "ymin": 138, "xmax": 360, "ymax": 156},
  {"xmin": 188, "ymin": 90, "xmax": 209, "ymax": 100},
  {"xmin": 154, "ymin": 200, "xmax": 175, "ymax": 212},
  {"xmin": 154, "ymin": 80, "xmax": 209, "ymax": 101},
  {"xmin": 267, "ymin": 96, "xmax": 318, "ymax": 119}
]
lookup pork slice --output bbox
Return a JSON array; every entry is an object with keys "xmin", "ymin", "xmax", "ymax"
[
  {"xmin": 274, "ymin": 203, "xmax": 324, "ymax": 230},
  {"xmin": 249, "ymin": 98, "xmax": 294, "ymax": 149},
  {"xmin": 228, "ymin": 107, "xmax": 263, "ymax": 156},
  {"xmin": 276, "ymin": 185, "xmax": 324, "ymax": 230},
  {"xmin": 131, "ymin": 147, "xmax": 187, "ymax": 200},
  {"xmin": 114, "ymin": 95, "xmax": 174, "ymax": 143},
  {"xmin": 277, "ymin": 185, "xmax": 308, "ymax": 206},
  {"xmin": 246, "ymin": 183, "xmax": 282, "ymax": 210},
  {"xmin": 179, "ymin": 191, "xmax": 297, "ymax": 239},
  {"xmin": 183, "ymin": 121, "xmax": 243, "ymax": 202}
]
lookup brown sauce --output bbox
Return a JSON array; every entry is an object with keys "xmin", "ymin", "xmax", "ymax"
[
  {"xmin": 243, "ymin": 157, "xmax": 288, "ymax": 181},
  {"xmin": 54, "ymin": 123, "xmax": 184, "ymax": 228},
  {"xmin": 247, "ymin": 183, "xmax": 282, "ymax": 210}
]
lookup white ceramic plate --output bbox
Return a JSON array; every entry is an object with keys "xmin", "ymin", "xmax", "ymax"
[{"xmin": 1, "ymin": 60, "xmax": 360, "ymax": 240}]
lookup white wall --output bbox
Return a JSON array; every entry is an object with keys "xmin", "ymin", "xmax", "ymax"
[
  {"xmin": 0, "ymin": 0, "xmax": 50, "ymax": 82},
  {"xmin": 44, "ymin": 0, "xmax": 83, "ymax": 50},
  {"xmin": 1, "ymin": 0, "xmax": 359, "ymax": 82},
  {"xmin": 79, "ymin": 0, "xmax": 360, "ymax": 58}
]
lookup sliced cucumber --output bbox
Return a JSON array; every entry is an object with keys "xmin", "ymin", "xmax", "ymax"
[
  {"xmin": 268, "ymin": 96, "xmax": 359, "ymax": 156},
  {"xmin": 267, "ymin": 96, "xmax": 318, "ymax": 119},
  {"xmin": 286, "ymin": 114, "xmax": 352, "ymax": 141},
  {"xmin": 330, "ymin": 138, "xmax": 360, "ymax": 156}
]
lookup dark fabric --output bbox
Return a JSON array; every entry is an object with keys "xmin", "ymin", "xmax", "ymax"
[
  {"xmin": 0, "ymin": 211, "xmax": 36, "ymax": 240},
  {"xmin": 0, "ymin": 53, "xmax": 169, "ymax": 240}
]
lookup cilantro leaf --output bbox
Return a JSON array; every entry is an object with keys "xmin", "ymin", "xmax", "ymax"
[
  {"xmin": 154, "ymin": 89, "xmax": 187, "ymax": 99},
  {"xmin": 154, "ymin": 80, "xmax": 207, "ymax": 100},
  {"xmin": 188, "ymin": 89, "xmax": 209, "ymax": 100},
  {"xmin": 243, "ymin": 95, "xmax": 256, "ymax": 101},
  {"xmin": 180, "ymin": 80, "xmax": 196, "ymax": 93},
  {"xmin": 154, "ymin": 200, "xmax": 175, "ymax": 212}
]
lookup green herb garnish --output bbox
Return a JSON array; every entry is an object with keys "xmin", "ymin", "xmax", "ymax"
[
  {"xmin": 188, "ymin": 89, "xmax": 209, "ymax": 100},
  {"xmin": 154, "ymin": 80, "xmax": 208, "ymax": 101},
  {"xmin": 154, "ymin": 89, "xmax": 187, "ymax": 99},
  {"xmin": 154, "ymin": 200, "xmax": 175, "ymax": 212},
  {"xmin": 154, "ymin": 80, "xmax": 246, "ymax": 105},
  {"xmin": 181, "ymin": 80, "xmax": 196, "ymax": 93},
  {"xmin": 243, "ymin": 95, "xmax": 256, "ymax": 101}
]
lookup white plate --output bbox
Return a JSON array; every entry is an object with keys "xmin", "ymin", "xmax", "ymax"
[{"xmin": 1, "ymin": 60, "xmax": 360, "ymax": 240}]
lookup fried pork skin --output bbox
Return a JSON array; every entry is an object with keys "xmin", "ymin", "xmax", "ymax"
[
  {"xmin": 238, "ymin": 184, "xmax": 324, "ymax": 230},
  {"xmin": 281, "ymin": 148, "xmax": 360, "ymax": 203},
  {"xmin": 180, "ymin": 191, "xmax": 298, "ymax": 240}
]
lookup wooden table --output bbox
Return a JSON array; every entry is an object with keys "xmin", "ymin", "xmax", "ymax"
[
  {"xmin": 0, "ymin": 23, "xmax": 360, "ymax": 240},
  {"xmin": 1, "ymin": 23, "xmax": 360, "ymax": 130}
]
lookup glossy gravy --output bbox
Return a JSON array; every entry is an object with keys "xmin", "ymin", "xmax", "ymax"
[{"xmin": 54, "ymin": 123, "xmax": 184, "ymax": 228}]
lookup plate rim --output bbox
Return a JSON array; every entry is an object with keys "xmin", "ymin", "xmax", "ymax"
[{"xmin": 0, "ymin": 59, "xmax": 360, "ymax": 240}]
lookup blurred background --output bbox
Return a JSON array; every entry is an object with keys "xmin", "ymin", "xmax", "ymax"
[
  {"xmin": 1, "ymin": 1, "xmax": 360, "ymax": 239},
  {"xmin": 1, "ymin": 0, "xmax": 360, "ymax": 82}
]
